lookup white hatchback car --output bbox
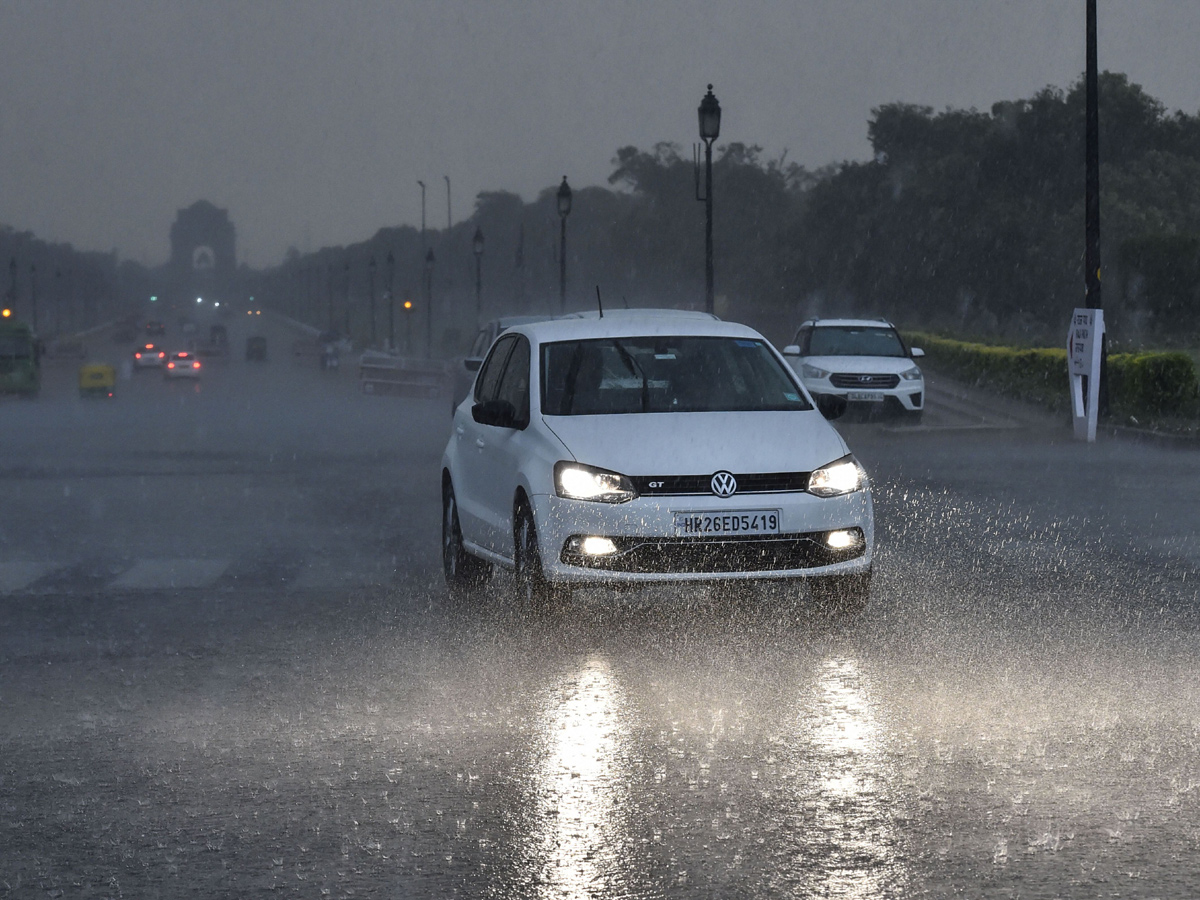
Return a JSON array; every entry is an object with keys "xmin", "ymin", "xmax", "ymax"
[
  {"xmin": 441, "ymin": 310, "xmax": 874, "ymax": 612},
  {"xmin": 782, "ymin": 318, "xmax": 925, "ymax": 422},
  {"xmin": 164, "ymin": 350, "xmax": 202, "ymax": 379}
]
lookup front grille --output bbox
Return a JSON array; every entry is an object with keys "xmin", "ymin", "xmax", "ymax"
[
  {"xmin": 631, "ymin": 472, "xmax": 810, "ymax": 496},
  {"xmin": 560, "ymin": 530, "xmax": 865, "ymax": 574},
  {"xmin": 830, "ymin": 373, "xmax": 900, "ymax": 389}
]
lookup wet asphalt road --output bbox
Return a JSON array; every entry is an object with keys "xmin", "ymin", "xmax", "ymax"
[{"xmin": 2, "ymin": 315, "xmax": 1199, "ymax": 898}]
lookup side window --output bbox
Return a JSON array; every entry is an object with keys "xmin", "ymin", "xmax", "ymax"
[
  {"xmin": 796, "ymin": 326, "xmax": 813, "ymax": 354},
  {"xmin": 494, "ymin": 336, "xmax": 531, "ymax": 426},
  {"xmin": 474, "ymin": 335, "xmax": 516, "ymax": 403},
  {"xmin": 469, "ymin": 327, "xmax": 491, "ymax": 359}
]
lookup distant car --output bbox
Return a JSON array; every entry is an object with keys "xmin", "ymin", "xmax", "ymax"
[
  {"xmin": 145, "ymin": 320, "xmax": 166, "ymax": 336},
  {"xmin": 245, "ymin": 336, "xmax": 267, "ymax": 361},
  {"xmin": 452, "ymin": 316, "xmax": 556, "ymax": 413},
  {"xmin": 164, "ymin": 350, "xmax": 201, "ymax": 379},
  {"xmin": 782, "ymin": 318, "xmax": 925, "ymax": 422},
  {"xmin": 133, "ymin": 343, "xmax": 166, "ymax": 368},
  {"xmin": 441, "ymin": 310, "xmax": 874, "ymax": 613},
  {"xmin": 209, "ymin": 324, "xmax": 228, "ymax": 345}
]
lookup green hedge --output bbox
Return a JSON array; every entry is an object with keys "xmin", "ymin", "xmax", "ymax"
[{"xmin": 905, "ymin": 332, "xmax": 1200, "ymax": 419}]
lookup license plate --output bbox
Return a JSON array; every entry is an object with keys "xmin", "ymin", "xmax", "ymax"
[
  {"xmin": 672, "ymin": 510, "xmax": 781, "ymax": 536},
  {"xmin": 846, "ymin": 391, "xmax": 884, "ymax": 402}
]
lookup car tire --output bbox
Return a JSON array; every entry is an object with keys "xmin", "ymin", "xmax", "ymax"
[
  {"xmin": 513, "ymin": 497, "xmax": 565, "ymax": 613},
  {"xmin": 807, "ymin": 569, "xmax": 871, "ymax": 615},
  {"xmin": 443, "ymin": 481, "xmax": 491, "ymax": 599}
]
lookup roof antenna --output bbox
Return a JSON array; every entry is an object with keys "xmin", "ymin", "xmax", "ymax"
[{"xmin": 595, "ymin": 285, "xmax": 604, "ymax": 318}]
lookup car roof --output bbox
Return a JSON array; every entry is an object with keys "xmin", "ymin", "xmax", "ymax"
[
  {"xmin": 801, "ymin": 318, "xmax": 896, "ymax": 329},
  {"xmin": 513, "ymin": 309, "xmax": 761, "ymax": 343}
]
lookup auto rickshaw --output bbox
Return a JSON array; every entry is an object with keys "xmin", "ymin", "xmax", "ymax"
[{"xmin": 79, "ymin": 363, "xmax": 116, "ymax": 399}]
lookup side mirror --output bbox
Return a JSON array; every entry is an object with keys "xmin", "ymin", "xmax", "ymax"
[
  {"xmin": 472, "ymin": 399, "xmax": 518, "ymax": 429},
  {"xmin": 911, "ymin": 347, "xmax": 925, "ymax": 358},
  {"xmin": 464, "ymin": 357, "xmax": 483, "ymax": 372},
  {"xmin": 815, "ymin": 393, "xmax": 848, "ymax": 421},
  {"xmin": 782, "ymin": 344, "xmax": 801, "ymax": 356}
]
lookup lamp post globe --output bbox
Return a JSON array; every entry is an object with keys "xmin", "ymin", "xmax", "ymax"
[
  {"xmin": 557, "ymin": 176, "xmax": 572, "ymax": 312},
  {"xmin": 472, "ymin": 226, "xmax": 485, "ymax": 324}
]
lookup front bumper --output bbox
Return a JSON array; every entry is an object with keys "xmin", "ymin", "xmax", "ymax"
[{"xmin": 530, "ymin": 488, "xmax": 873, "ymax": 584}]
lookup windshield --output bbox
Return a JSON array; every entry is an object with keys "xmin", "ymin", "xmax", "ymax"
[
  {"xmin": 541, "ymin": 336, "xmax": 812, "ymax": 415},
  {"xmin": 807, "ymin": 326, "xmax": 907, "ymax": 357}
]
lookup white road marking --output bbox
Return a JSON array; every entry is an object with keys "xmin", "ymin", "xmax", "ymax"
[
  {"xmin": 0, "ymin": 562, "xmax": 58, "ymax": 593},
  {"xmin": 108, "ymin": 559, "xmax": 230, "ymax": 590},
  {"xmin": 289, "ymin": 558, "xmax": 392, "ymax": 590}
]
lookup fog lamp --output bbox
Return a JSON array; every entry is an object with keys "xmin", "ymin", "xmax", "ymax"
[
  {"xmin": 826, "ymin": 529, "xmax": 859, "ymax": 550},
  {"xmin": 580, "ymin": 536, "xmax": 618, "ymax": 556}
]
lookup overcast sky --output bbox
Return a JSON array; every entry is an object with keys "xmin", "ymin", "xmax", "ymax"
[{"xmin": 2, "ymin": 1, "xmax": 1199, "ymax": 267}]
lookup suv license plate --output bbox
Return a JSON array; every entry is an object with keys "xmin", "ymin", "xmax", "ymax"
[
  {"xmin": 673, "ymin": 511, "xmax": 780, "ymax": 537},
  {"xmin": 846, "ymin": 391, "xmax": 885, "ymax": 402}
]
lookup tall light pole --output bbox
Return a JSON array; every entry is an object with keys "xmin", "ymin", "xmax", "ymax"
[
  {"xmin": 386, "ymin": 250, "xmax": 396, "ymax": 353},
  {"xmin": 423, "ymin": 248, "xmax": 435, "ymax": 357},
  {"xmin": 696, "ymin": 84, "xmax": 722, "ymax": 315},
  {"xmin": 444, "ymin": 175, "xmax": 452, "ymax": 229},
  {"xmin": 417, "ymin": 180, "xmax": 426, "ymax": 245},
  {"xmin": 343, "ymin": 260, "xmax": 351, "ymax": 337},
  {"xmin": 29, "ymin": 263, "xmax": 38, "ymax": 333},
  {"xmin": 557, "ymin": 176, "xmax": 572, "ymax": 312},
  {"xmin": 367, "ymin": 256, "xmax": 377, "ymax": 347},
  {"xmin": 326, "ymin": 262, "xmax": 334, "ymax": 332},
  {"xmin": 473, "ymin": 226, "xmax": 484, "ymax": 323},
  {"xmin": 7, "ymin": 258, "xmax": 16, "ymax": 320},
  {"xmin": 1085, "ymin": 0, "xmax": 1107, "ymax": 414}
]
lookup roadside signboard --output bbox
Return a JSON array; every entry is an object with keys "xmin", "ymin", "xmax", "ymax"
[{"xmin": 1067, "ymin": 308, "xmax": 1104, "ymax": 442}]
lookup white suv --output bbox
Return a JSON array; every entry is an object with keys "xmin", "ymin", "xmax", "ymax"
[
  {"xmin": 782, "ymin": 318, "xmax": 925, "ymax": 422},
  {"xmin": 441, "ymin": 310, "xmax": 874, "ymax": 614}
]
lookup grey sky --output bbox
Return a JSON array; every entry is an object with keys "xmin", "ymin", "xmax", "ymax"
[{"xmin": 1, "ymin": 1, "xmax": 1198, "ymax": 267}]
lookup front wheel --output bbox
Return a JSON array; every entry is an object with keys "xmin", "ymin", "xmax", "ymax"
[
  {"xmin": 513, "ymin": 499, "xmax": 565, "ymax": 613},
  {"xmin": 807, "ymin": 569, "xmax": 871, "ymax": 615},
  {"xmin": 443, "ymin": 481, "xmax": 491, "ymax": 599}
]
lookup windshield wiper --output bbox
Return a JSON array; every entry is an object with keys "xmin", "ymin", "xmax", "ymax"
[{"xmin": 611, "ymin": 340, "xmax": 648, "ymax": 412}]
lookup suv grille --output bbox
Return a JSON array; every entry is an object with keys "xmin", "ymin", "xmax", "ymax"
[
  {"xmin": 830, "ymin": 373, "xmax": 900, "ymax": 389},
  {"xmin": 630, "ymin": 472, "xmax": 809, "ymax": 496}
]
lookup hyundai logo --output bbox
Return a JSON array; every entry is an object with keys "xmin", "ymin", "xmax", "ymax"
[{"xmin": 710, "ymin": 471, "xmax": 738, "ymax": 498}]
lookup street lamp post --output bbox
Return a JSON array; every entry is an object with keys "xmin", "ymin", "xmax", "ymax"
[
  {"xmin": 697, "ymin": 84, "xmax": 722, "ymax": 315},
  {"xmin": 473, "ymin": 226, "xmax": 485, "ymax": 323},
  {"xmin": 343, "ymin": 261, "xmax": 351, "ymax": 337},
  {"xmin": 557, "ymin": 176, "xmax": 572, "ymax": 312},
  {"xmin": 444, "ymin": 176, "xmax": 452, "ymax": 229},
  {"xmin": 386, "ymin": 251, "xmax": 396, "ymax": 353},
  {"xmin": 368, "ymin": 256, "xmax": 377, "ymax": 347},
  {"xmin": 417, "ymin": 180, "xmax": 426, "ymax": 244},
  {"xmin": 403, "ymin": 294, "xmax": 413, "ymax": 355},
  {"xmin": 326, "ymin": 263, "xmax": 334, "ymax": 332},
  {"xmin": 7, "ymin": 258, "xmax": 16, "ymax": 318},
  {"xmin": 423, "ymin": 248, "xmax": 435, "ymax": 358},
  {"xmin": 29, "ymin": 264, "xmax": 38, "ymax": 333}
]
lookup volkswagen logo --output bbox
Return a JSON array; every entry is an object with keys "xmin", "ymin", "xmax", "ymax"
[{"xmin": 710, "ymin": 471, "xmax": 738, "ymax": 498}]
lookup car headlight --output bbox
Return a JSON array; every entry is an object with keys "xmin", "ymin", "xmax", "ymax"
[
  {"xmin": 808, "ymin": 455, "xmax": 864, "ymax": 497},
  {"xmin": 900, "ymin": 365, "xmax": 923, "ymax": 381},
  {"xmin": 554, "ymin": 461, "xmax": 638, "ymax": 503},
  {"xmin": 801, "ymin": 363, "xmax": 830, "ymax": 380}
]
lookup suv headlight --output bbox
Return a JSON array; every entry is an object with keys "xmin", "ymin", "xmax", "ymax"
[
  {"xmin": 801, "ymin": 363, "xmax": 830, "ymax": 380},
  {"xmin": 554, "ymin": 461, "xmax": 638, "ymax": 503},
  {"xmin": 900, "ymin": 365, "xmax": 923, "ymax": 381},
  {"xmin": 808, "ymin": 455, "xmax": 864, "ymax": 497}
]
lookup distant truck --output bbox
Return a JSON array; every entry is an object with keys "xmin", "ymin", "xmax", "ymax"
[{"xmin": 0, "ymin": 315, "xmax": 41, "ymax": 396}]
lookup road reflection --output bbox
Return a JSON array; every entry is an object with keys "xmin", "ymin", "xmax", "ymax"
[
  {"xmin": 787, "ymin": 654, "xmax": 908, "ymax": 898},
  {"xmin": 528, "ymin": 655, "xmax": 638, "ymax": 899}
]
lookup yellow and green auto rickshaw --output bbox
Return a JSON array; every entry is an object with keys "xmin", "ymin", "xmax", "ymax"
[{"xmin": 78, "ymin": 364, "xmax": 116, "ymax": 399}]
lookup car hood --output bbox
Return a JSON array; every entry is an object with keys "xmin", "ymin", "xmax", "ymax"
[
  {"xmin": 540, "ymin": 410, "xmax": 850, "ymax": 476},
  {"xmin": 799, "ymin": 355, "xmax": 919, "ymax": 375}
]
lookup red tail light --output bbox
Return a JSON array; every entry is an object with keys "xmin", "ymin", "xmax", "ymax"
[
  {"xmin": 135, "ymin": 353, "xmax": 142, "ymax": 359},
  {"xmin": 192, "ymin": 361, "xmax": 201, "ymax": 369},
  {"xmin": 158, "ymin": 352, "xmax": 165, "ymax": 358},
  {"xmin": 167, "ymin": 362, "xmax": 175, "ymax": 369}
]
